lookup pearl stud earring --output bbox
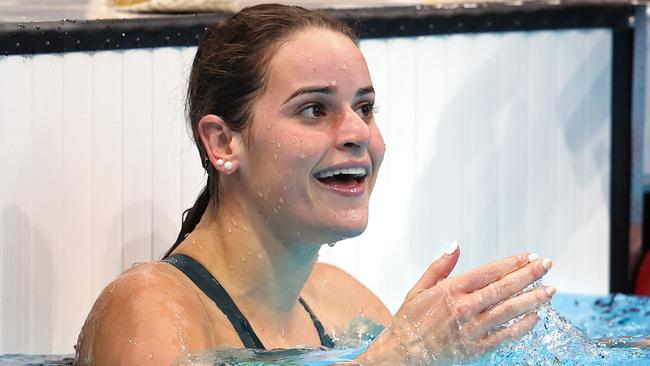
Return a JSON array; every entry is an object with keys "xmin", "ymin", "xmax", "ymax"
[
  {"xmin": 224, "ymin": 161, "xmax": 233, "ymax": 170},
  {"xmin": 216, "ymin": 159, "xmax": 224, "ymax": 167}
]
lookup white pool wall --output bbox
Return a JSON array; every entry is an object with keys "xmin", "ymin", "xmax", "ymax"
[{"xmin": 0, "ymin": 29, "xmax": 612, "ymax": 354}]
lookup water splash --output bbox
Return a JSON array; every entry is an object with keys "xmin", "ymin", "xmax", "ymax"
[{"xmin": 467, "ymin": 285, "xmax": 650, "ymax": 366}]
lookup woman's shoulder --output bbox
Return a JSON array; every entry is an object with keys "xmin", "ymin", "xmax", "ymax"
[
  {"xmin": 89, "ymin": 261, "xmax": 210, "ymax": 320},
  {"xmin": 304, "ymin": 262, "xmax": 392, "ymax": 328},
  {"xmin": 75, "ymin": 261, "xmax": 228, "ymax": 365}
]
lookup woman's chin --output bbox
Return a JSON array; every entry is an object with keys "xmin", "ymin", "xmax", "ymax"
[{"xmin": 327, "ymin": 220, "xmax": 368, "ymax": 242}]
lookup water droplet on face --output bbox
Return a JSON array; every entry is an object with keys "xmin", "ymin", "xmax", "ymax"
[
  {"xmin": 279, "ymin": 197, "xmax": 284, "ymax": 204},
  {"xmin": 331, "ymin": 80, "xmax": 337, "ymax": 86},
  {"xmin": 273, "ymin": 207, "xmax": 279, "ymax": 214},
  {"xmin": 276, "ymin": 142, "xmax": 281, "ymax": 148},
  {"xmin": 257, "ymin": 190, "xmax": 263, "ymax": 198},
  {"xmin": 257, "ymin": 254, "xmax": 262, "ymax": 259},
  {"xmin": 247, "ymin": 251, "xmax": 252, "ymax": 256},
  {"xmin": 146, "ymin": 353, "xmax": 153, "ymax": 359},
  {"xmin": 341, "ymin": 64, "xmax": 348, "ymax": 70},
  {"xmin": 273, "ymin": 154, "xmax": 278, "ymax": 160},
  {"xmin": 227, "ymin": 227, "xmax": 232, "ymax": 233},
  {"xmin": 231, "ymin": 220, "xmax": 238, "ymax": 227},
  {"xmin": 241, "ymin": 257, "xmax": 246, "ymax": 262},
  {"xmin": 299, "ymin": 154, "xmax": 306, "ymax": 160}
]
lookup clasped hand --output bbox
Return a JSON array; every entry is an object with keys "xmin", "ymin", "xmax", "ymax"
[{"xmin": 361, "ymin": 244, "xmax": 554, "ymax": 365}]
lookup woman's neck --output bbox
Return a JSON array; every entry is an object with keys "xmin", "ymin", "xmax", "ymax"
[{"xmin": 173, "ymin": 195, "xmax": 321, "ymax": 316}]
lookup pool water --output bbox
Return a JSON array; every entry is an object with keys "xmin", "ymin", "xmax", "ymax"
[{"xmin": 1, "ymin": 293, "xmax": 649, "ymax": 365}]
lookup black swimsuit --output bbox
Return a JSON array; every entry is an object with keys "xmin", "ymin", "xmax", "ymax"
[{"xmin": 163, "ymin": 254, "xmax": 335, "ymax": 349}]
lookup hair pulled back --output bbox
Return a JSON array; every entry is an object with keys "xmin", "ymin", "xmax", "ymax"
[{"xmin": 165, "ymin": 4, "xmax": 357, "ymax": 257}]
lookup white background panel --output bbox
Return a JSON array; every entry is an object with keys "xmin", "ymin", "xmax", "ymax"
[
  {"xmin": 122, "ymin": 49, "xmax": 154, "ymax": 269},
  {"xmin": 1, "ymin": 28, "xmax": 613, "ymax": 354},
  {"xmin": 90, "ymin": 51, "xmax": 123, "ymax": 301},
  {"xmin": 61, "ymin": 52, "xmax": 94, "ymax": 353},
  {"xmin": 151, "ymin": 47, "xmax": 190, "ymax": 259},
  {"xmin": 2, "ymin": 56, "xmax": 34, "ymax": 354}
]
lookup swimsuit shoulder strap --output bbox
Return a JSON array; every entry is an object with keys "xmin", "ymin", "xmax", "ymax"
[
  {"xmin": 163, "ymin": 253, "xmax": 335, "ymax": 349},
  {"xmin": 298, "ymin": 297, "xmax": 335, "ymax": 348},
  {"xmin": 163, "ymin": 253, "xmax": 265, "ymax": 349}
]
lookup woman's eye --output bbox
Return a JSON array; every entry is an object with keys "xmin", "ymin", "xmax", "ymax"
[
  {"xmin": 356, "ymin": 103, "xmax": 376, "ymax": 119},
  {"xmin": 299, "ymin": 104, "xmax": 326, "ymax": 119}
]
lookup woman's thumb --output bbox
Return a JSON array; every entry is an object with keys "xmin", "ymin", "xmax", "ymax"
[{"xmin": 411, "ymin": 241, "xmax": 460, "ymax": 294}]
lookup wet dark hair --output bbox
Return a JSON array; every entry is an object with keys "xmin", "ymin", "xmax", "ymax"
[{"xmin": 164, "ymin": 4, "xmax": 357, "ymax": 258}]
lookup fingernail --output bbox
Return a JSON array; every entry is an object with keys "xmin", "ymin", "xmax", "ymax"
[
  {"xmin": 445, "ymin": 240, "xmax": 458, "ymax": 255},
  {"xmin": 527, "ymin": 253, "xmax": 539, "ymax": 262},
  {"xmin": 542, "ymin": 258, "xmax": 553, "ymax": 271},
  {"xmin": 544, "ymin": 286, "xmax": 557, "ymax": 297}
]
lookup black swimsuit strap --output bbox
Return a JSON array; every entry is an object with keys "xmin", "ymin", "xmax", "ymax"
[
  {"xmin": 163, "ymin": 254, "xmax": 265, "ymax": 349},
  {"xmin": 298, "ymin": 297, "xmax": 335, "ymax": 348},
  {"xmin": 163, "ymin": 253, "xmax": 334, "ymax": 349}
]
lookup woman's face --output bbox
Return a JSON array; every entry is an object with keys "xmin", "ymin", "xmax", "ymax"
[{"xmin": 238, "ymin": 27, "xmax": 385, "ymax": 245}]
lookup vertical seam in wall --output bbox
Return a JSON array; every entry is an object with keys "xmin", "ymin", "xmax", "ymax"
[
  {"xmin": 121, "ymin": 52, "xmax": 125, "ymax": 270},
  {"xmin": 0, "ymin": 56, "xmax": 4, "ymax": 354},
  {"xmin": 180, "ymin": 49, "xmax": 185, "ymax": 231},
  {"xmin": 150, "ymin": 49, "xmax": 154, "ymax": 260},
  {"xmin": 90, "ymin": 53, "xmax": 95, "ymax": 300},
  {"xmin": 29, "ymin": 57, "xmax": 35, "ymax": 354},
  {"xmin": 58, "ymin": 54, "xmax": 65, "ymax": 353}
]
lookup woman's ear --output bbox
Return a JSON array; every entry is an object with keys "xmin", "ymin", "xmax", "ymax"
[{"xmin": 198, "ymin": 114, "xmax": 242, "ymax": 174}]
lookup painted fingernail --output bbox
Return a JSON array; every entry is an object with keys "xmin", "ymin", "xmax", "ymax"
[
  {"xmin": 544, "ymin": 286, "xmax": 557, "ymax": 297},
  {"xmin": 527, "ymin": 253, "xmax": 539, "ymax": 262},
  {"xmin": 542, "ymin": 258, "xmax": 553, "ymax": 271},
  {"xmin": 445, "ymin": 240, "xmax": 458, "ymax": 255}
]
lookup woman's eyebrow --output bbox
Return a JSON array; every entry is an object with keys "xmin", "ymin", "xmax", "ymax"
[
  {"xmin": 283, "ymin": 85, "xmax": 333, "ymax": 104},
  {"xmin": 356, "ymin": 86, "xmax": 375, "ymax": 98},
  {"xmin": 282, "ymin": 85, "xmax": 375, "ymax": 105}
]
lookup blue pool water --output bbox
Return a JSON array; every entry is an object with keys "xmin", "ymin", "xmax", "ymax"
[{"xmin": 1, "ymin": 293, "xmax": 649, "ymax": 365}]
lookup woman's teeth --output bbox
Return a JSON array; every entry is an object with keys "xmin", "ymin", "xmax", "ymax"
[{"xmin": 315, "ymin": 167, "xmax": 367, "ymax": 179}]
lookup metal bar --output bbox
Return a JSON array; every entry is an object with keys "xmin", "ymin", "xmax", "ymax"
[
  {"xmin": 0, "ymin": 3, "xmax": 636, "ymax": 56},
  {"xmin": 610, "ymin": 27, "xmax": 634, "ymax": 293}
]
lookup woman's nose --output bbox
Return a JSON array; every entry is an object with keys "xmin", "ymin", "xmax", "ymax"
[{"xmin": 335, "ymin": 109, "xmax": 370, "ymax": 152}]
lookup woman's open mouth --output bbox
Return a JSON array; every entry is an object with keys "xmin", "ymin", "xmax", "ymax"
[{"xmin": 313, "ymin": 167, "xmax": 368, "ymax": 196}]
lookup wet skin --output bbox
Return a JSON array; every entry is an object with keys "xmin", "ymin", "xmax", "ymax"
[{"xmin": 74, "ymin": 28, "xmax": 553, "ymax": 366}]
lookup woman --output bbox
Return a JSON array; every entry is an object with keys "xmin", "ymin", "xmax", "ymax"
[{"xmin": 74, "ymin": 4, "xmax": 555, "ymax": 365}]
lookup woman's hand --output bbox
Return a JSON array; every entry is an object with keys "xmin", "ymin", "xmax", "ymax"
[{"xmin": 358, "ymin": 242, "xmax": 555, "ymax": 365}]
